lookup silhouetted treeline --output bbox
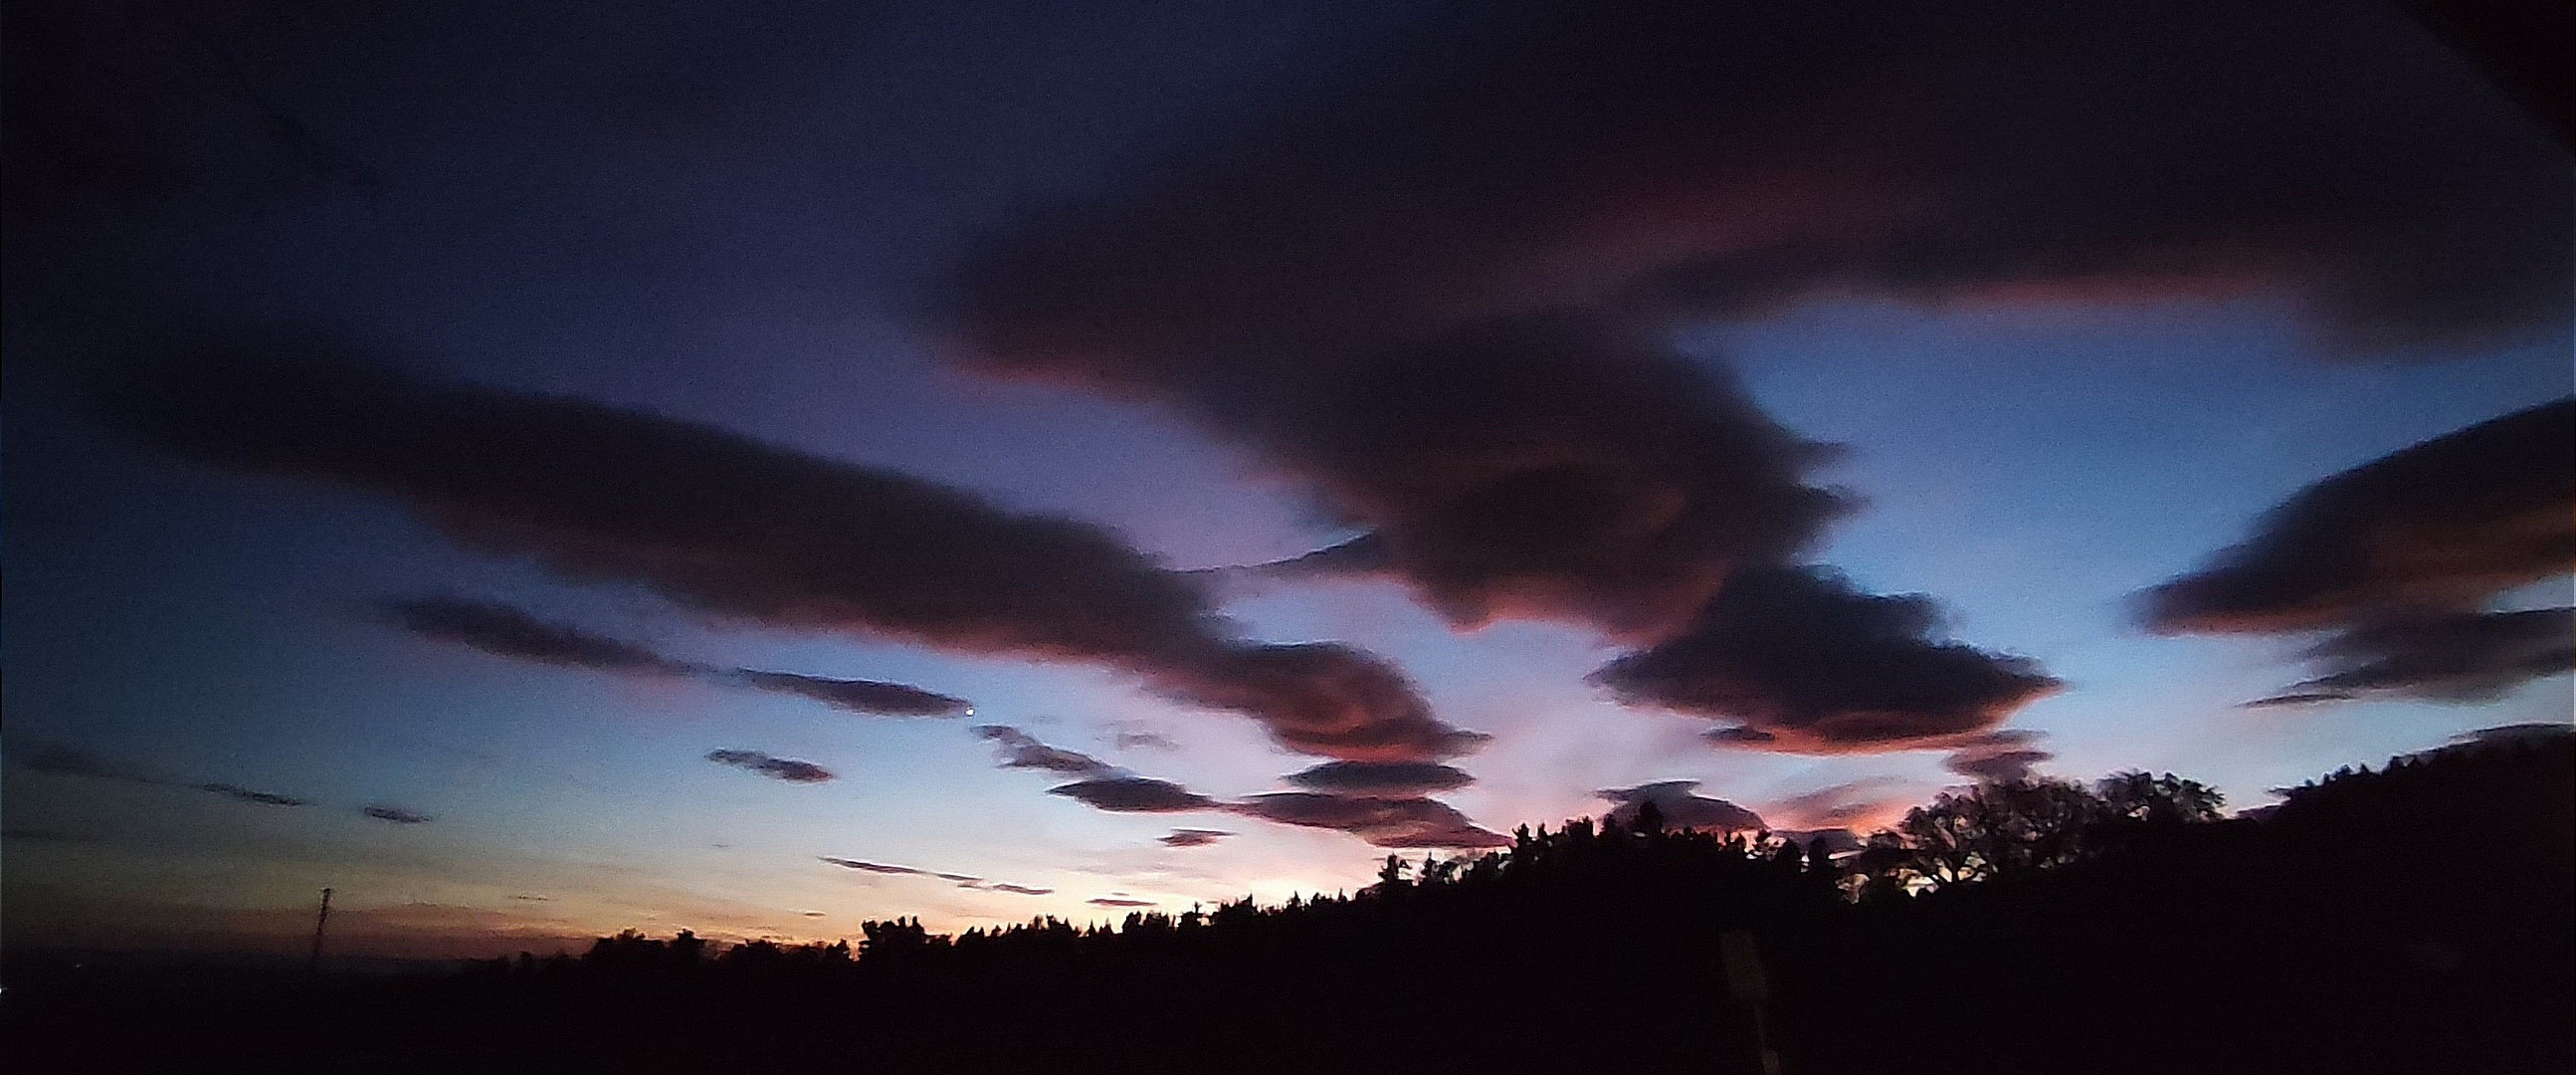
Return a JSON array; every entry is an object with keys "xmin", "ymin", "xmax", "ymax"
[{"xmin": 7, "ymin": 738, "xmax": 2569, "ymax": 1073}]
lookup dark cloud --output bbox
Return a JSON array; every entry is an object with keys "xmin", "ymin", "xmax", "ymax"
[
  {"xmin": 16, "ymin": 743, "xmax": 322, "ymax": 808},
  {"xmin": 800, "ymin": 911, "xmax": 827, "ymax": 917},
  {"xmin": 2451, "ymin": 723, "xmax": 2576, "ymax": 749},
  {"xmin": 2143, "ymin": 400, "xmax": 2574, "ymax": 634},
  {"xmin": 1158, "ymin": 828, "xmax": 1234, "ymax": 848},
  {"xmin": 2246, "ymin": 609, "xmax": 2575, "ymax": 707},
  {"xmin": 1596, "ymin": 780, "xmax": 1766, "ymax": 832},
  {"xmin": 2144, "ymin": 400, "xmax": 2574, "ymax": 705},
  {"xmin": 198, "ymin": 782, "xmax": 308, "ymax": 807},
  {"xmin": 12, "ymin": 743, "xmax": 152, "ymax": 782},
  {"xmin": 974, "ymin": 726, "xmax": 1116, "ymax": 777},
  {"xmin": 1088, "ymin": 897, "xmax": 1156, "ymax": 908},
  {"xmin": 1227, "ymin": 792, "xmax": 1508, "ymax": 848},
  {"xmin": 819, "ymin": 858, "xmax": 924, "ymax": 876},
  {"xmin": 384, "ymin": 597, "xmax": 694, "ymax": 675},
  {"xmin": 724, "ymin": 670, "xmax": 973, "ymax": 717},
  {"xmin": 946, "ymin": 2, "xmax": 2566, "ymax": 366},
  {"xmin": 1944, "ymin": 750, "xmax": 2053, "ymax": 783},
  {"xmin": 706, "ymin": 750, "xmax": 835, "ymax": 783},
  {"xmin": 361, "ymin": 805, "xmax": 433, "ymax": 824},
  {"xmin": 1048, "ymin": 776, "xmax": 1215, "ymax": 813},
  {"xmin": 962, "ymin": 313, "xmax": 1851, "ymax": 644},
  {"xmin": 818, "ymin": 858, "xmax": 1054, "ymax": 896},
  {"xmin": 1594, "ymin": 566, "xmax": 2061, "ymax": 752},
  {"xmin": 118, "ymin": 351, "xmax": 1477, "ymax": 761},
  {"xmin": 1284, "ymin": 760, "xmax": 1475, "ymax": 795},
  {"xmin": 1111, "ymin": 727, "xmax": 1180, "ymax": 752},
  {"xmin": 390, "ymin": 595, "xmax": 973, "ymax": 718},
  {"xmin": 934, "ymin": 2, "xmax": 2560, "ymax": 758},
  {"xmin": 1938, "ymin": 729, "xmax": 2057, "ymax": 784}
]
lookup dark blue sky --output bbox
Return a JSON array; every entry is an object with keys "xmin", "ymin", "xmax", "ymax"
[{"xmin": 6, "ymin": 0, "xmax": 2568, "ymax": 958}]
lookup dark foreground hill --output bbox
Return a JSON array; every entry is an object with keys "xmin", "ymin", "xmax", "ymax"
[{"xmin": 5, "ymin": 738, "xmax": 2569, "ymax": 1074}]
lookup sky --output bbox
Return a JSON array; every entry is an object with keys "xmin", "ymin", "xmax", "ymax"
[{"xmin": 5, "ymin": 0, "xmax": 2570, "ymax": 962}]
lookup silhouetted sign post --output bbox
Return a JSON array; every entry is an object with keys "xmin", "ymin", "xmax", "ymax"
[
  {"xmin": 307, "ymin": 887, "xmax": 332, "ymax": 973},
  {"xmin": 1721, "ymin": 930, "xmax": 1783, "ymax": 1075}
]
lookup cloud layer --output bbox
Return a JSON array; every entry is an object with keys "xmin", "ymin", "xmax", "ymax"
[
  {"xmin": 1592, "ymin": 567, "xmax": 2062, "ymax": 752},
  {"xmin": 2145, "ymin": 399, "xmax": 2573, "ymax": 704},
  {"xmin": 946, "ymin": 2, "xmax": 2567, "ymax": 362},
  {"xmin": 118, "ymin": 350, "xmax": 1480, "ymax": 761},
  {"xmin": 2143, "ymin": 401, "xmax": 2573, "ymax": 634}
]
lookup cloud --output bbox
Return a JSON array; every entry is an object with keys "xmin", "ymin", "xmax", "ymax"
[
  {"xmin": 1047, "ymin": 776, "xmax": 1215, "ymax": 813},
  {"xmin": 1937, "ymin": 729, "xmax": 2056, "ymax": 783},
  {"xmin": 2246, "ymin": 609, "xmax": 2575, "ymax": 707},
  {"xmin": 197, "ymin": 782, "xmax": 307, "ymax": 807},
  {"xmin": 959, "ymin": 313, "xmax": 1852, "ymax": 644},
  {"xmin": 974, "ymin": 726, "xmax": 1116, "ymax": 777},
  {"xmin": 361, "ymin": 805, "xmax": 433, "ymax": 824},
  {"xmin": 2143, "ymin": 401, "xmax": 2574, "ymax": 634},
  {"xmin": 1088, "ymin": 897, "xmax": 1156, "ymax": 908},
  {"xmin": 722, "ymin": 670, "xmax": 973, "ymax": 717},
  {"xmin": 384, "ymin": 597, "xmax": 695, "ymax": 675},
  {"xmin": 2449, "ymin": 723, "xmax": 2576, "ymax": 749},
  {"xmin": 1111, "ymin": 726, "xmax": 1179, "ymax": 752},
  {"xmin": 12, "ymin": 743, "xmax": 155, "ymax": 782},
  {"xmin": 819, "ymin": 858, "xmax": 923, "ymax": 875},
  {"xmin": 817, "ymin": 858, "xmax": 1054, "ymax": 896},
  {"xmin": 2143, "ymin": 400, "xmax": 2574, "ymax": 704},
  {"xmin": 706, "ymin": 750, "xmax": 835, "ymax": 783},
  {"xmin": 17, "ymin": 741, "xmax": 318, "ymax": 808},
  {"xmin": 509, "ymin": 895, "xmax": 553, "ymax": 902},
  {"xmin": 1593, "ymin": 566, "xmax": 2061, "ymax": 752},
  {"xmin": 1158, "ymin": 828, "xmax": 1234, "ymax": 848},
  {"xmin": 1226, "ymin": 792, "xmax": 1508, "ymax": 848},
  {"xmin": 118, "ymin": 350, "xmax": 1478, "ymax": 761},
  {"xmin": 944, "ymin": 3, "xmax": 2566, "ymax": 366},
  {"xmin": 1769, "ymin": 776, "xmax": 1910, "ymax": 831},
  {"xmin": 1596, "ymin": 780, "xmax": 1765, "ymax": 832},
  {"xmin": 1943, "ymin": 750, "xmax": 2053, "ymax": 783},
  {"xmin": 389, "ymin": 594, "xmax": 974, "ymax": 717},
  {"xmin": 1284, "ymin": 760, "xmax": 1475, "ymax": 795}
]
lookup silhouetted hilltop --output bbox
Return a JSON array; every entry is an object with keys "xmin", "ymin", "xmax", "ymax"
[{"xmin": 6, "ymin": 739, "xmax": 2570, "ymax": 1074}]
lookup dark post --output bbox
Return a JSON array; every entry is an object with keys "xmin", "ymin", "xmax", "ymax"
[
  {"xmin": 1721, "ymin": 929, "xmax": 1783, "ymax": 1074},
  {"xmin": 307, "ymin": 887, "xmax": 333, "ymax": 972}
]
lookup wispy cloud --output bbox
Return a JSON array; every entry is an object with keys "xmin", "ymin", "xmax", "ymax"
[
  {"xmin": 973, "ymin": 726, "xmax": 1115, "ymax": 777},
  {"xmin": 707, "ymin": 751, "xmax": 834, "ymax": 783}
]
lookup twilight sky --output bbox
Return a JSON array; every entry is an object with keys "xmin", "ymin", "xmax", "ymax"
[{"xmin": 6, "ymin": 0, "xmax": 2570, "ymax": 961}]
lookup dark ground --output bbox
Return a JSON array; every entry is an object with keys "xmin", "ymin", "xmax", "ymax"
[{"xmin": 6, "ymin": 741, "xmax": 2568, "ymax": 1074}]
